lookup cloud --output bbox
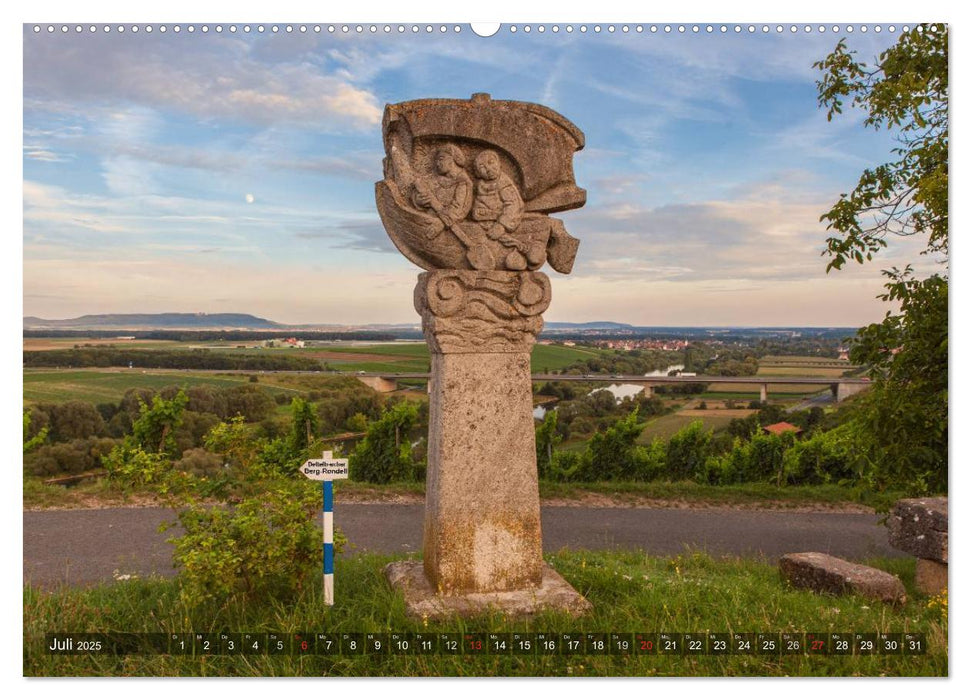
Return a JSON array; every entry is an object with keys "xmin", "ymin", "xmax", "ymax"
[
  {"xmin": 23, "ymin": 124, "xmax": 83, "ymax": 163},
  {"xmin": 101, "ymin": 155, "xmax": 159, "ymax": 197},
  {"xmin": 23, "ymin": 32, "xmax": 382, "ymax": 129},
  {"xmin": 755, "ymin": 109, "xmax": 887, "ymax": 167},
  {"xmin": 563, "ymin": 170, "xmax": 931, "ymax": 288},
  {"xmin": 268, "ymin": 152, "xmax": 382, "ymax": 180},
  {"xmin": 24, "ymin": 99, "xmax": 383, "ymax": 185},
  {"xmin": 294, "ymin": 220, "xmax": 396, "ymax": 253},
  {"xmin": 23, "ymin": 146, "xmax": 71, "ymax": 162},
  {"xmin": 603, "ymin": 29, "xmax": 896, "ymax": 85}
]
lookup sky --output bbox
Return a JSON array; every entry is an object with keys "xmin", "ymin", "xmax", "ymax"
[{"xmin": 22, "ymin": 22, "xmax": 939, "ymax": 327}]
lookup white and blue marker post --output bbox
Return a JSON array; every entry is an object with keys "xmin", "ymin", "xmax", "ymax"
[{"xmin": 299, "ymin": 450, "xmax": 349, "ymax": 605}]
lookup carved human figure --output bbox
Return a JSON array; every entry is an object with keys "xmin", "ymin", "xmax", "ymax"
[
  {"xmin": 471, "ymin": 149, "xmax": 548, "ymax": 270},
  {"xmin": 471, "ymin": 149, "xmax": 523, "ymax": 239},
  {"xmin": 411, "ymin": 144, "xmax": 473, "ymax": 231}
]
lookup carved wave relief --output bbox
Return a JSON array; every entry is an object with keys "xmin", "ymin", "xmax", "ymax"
[{"xmin": 415, "ymin": 271, "xmax": 552, "ymax": 354}]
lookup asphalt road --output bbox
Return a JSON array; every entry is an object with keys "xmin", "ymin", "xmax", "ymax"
[{"xmin": 23, "ymin": 504, "xmax": 900, "ymax": 589}]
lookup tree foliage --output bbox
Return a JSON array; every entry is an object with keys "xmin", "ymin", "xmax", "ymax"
[
  {"xmin": 535, "ymin": 410, "xmax": 562, "ymax": 479},
  {"xmin": 814, "ymin": 25, "xmax": 948, "ymax": 494},
  {"xmin": 131, "ymin": 390, "xmax": 189, "ymax": 457},
  {"xmin": 665, "ymin": 420, "xmax": 713, "ymax": 482},
  {"xmin": 814, "ymin": 24, "xmax": 947, "ymax": 269},
  {"xmin": 349, "ymin": 401, "xmax": 421, "ymax": 483},
  {"xmin": 23, "ymin": 410, "xmax": 48, "ymax": 454},
  {"xmin": 585, "ymin": 409, "xmax": 646, "ymax": 480},
  {"xmin": 287, "ymin": 397, "xmax": 319, "ymax": 455}
]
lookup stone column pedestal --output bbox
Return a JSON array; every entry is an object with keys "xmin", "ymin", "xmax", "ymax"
[
  {"xmin": 887, "ymin": 497, "xmax": 948, "ymax": 596},
  {"xmin": 384, "ymin": 270, "xmax": 591, "ymax": 618},
  {"xmin": 423, "ymin": 350, "xmax": 542, "ymax": 593}
]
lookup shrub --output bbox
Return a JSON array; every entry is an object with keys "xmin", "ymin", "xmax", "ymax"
[
  {"xmin": 535, "ymin": 411, "xmax": 561, "ymax": 480},
  {"xmin": 632, "ymin": 438, "xmax": 666, "ymax": 481},
  {"xmin": 29, "ymin": 401, "xmax": 106, "ymax": 443},
  {"xmin": 744, "ymin": 432, "xmax": 789, "ymax": 484},
  {"xmin": 23, "ymin": 410, "xmax": 48, "ymax": 454},
  {"xmin": 167, "ymin": 480, "xmax": 344, "ymax": 605},
  {"xmin": 131, "ymin": 390, "xmax": 189, "ymax": 457},
  {"xmin": 782, "ymin": 424, "xmax": 859, "ymax": 485},
  {"xmin": 173, "ymin": 448, "xmax": 224, "ymax": 478},
  {"xmin": 24, "ymin": 437, "xmax": 119, "ymax": 477},
  {"xmin": 345, "ymin": 412, "xmax": 369, "ymax": 433},
  {"xmin": 103, "ymin": 390, "xmax": 189, "ymax": 492},
  {"xmin": 173, "ymin": 411, "xmax": 221, "ymax": 454},
  {"xmin": 106, "ymin": 412, "xmax": 133, "ymax": 438},
  {"xmin": 288, "ymin": 397, "xmax": 319, "ymax": 455},
  {"xmin": 584, "ymin": 409, "xmax": 644, "ymax": 480},
  {"xmin": 220, "ymin": 385, "xmax": 275, "ymax": 422},
  {"xmin": 103, "ymin": 444, "xmax": 174, "ymax": 491},
  {"xmin": 350, "ymin": 402, "xmax": 421, "ymax": 483},
  {"xmin": 548, "ymin": 450, "xmax": 586, "ymax": 482},
  {"xmin": 727, "ymin": 414, "xmax": 760, "ymax": 440},
  {"xmin": 665, "ymin": 420, "xmax": 713, "ymax": 481}
]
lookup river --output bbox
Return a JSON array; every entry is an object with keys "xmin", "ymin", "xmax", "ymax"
[{"xmin": 534, "ymin": 364, "xmax": 686, "ymax": 419}]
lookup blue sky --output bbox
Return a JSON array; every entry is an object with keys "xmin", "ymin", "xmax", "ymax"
[{"xmin": 23, "ymin": 23, "xmax": 933, "ymax": 326}]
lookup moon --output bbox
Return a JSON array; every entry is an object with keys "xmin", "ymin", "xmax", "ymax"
[{"xmin": 245, "ymin": 193, "xmax": 255, "ymax": 204}]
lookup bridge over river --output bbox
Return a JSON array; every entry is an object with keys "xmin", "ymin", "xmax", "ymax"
[{"xmin": 354, "ymin": 372, "xmax": 871, "ymax": 403}]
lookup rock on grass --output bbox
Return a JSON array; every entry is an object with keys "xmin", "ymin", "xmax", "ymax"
[{"xmin": 779, "ymin": 552, "xmax": 906, "ymax": 605}]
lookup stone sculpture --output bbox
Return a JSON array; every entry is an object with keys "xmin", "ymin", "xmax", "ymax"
[{"xmin": 378, "ymin": 94, "xmax": 590, "ymax": 618}]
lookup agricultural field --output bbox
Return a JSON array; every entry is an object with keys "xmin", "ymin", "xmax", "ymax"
[
  {"xmin": 700, "ymin": 383, "xmax": 822, "ymax": 397},
  {"xmin": 760, "ymin": 354, "xmax": 852, "ymax": 366},
  {"xmin": 270, "ymin": 342, "xmax": 607, "ymax": 374},
  {"xmin": 22, "ymin": 369, "xmax": 301, "ymax": 405},
  {"xmin": 758, "ymin": 355, "xmax": 857, "ymax": 378},
  {"xmin": 636, "ymin": 409, "xmax": 756, "ymax": 443},
  {"xmin": 23, "ymin": 337, "xmax": 181, "ymax": 351},
  {"xmin": 22, "ymin": 336, "xmax": 616, "ymax": 378}
]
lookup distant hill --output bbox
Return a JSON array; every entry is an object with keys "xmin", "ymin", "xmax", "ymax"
[
  {"xmin": 23, "ymin": 313, "xmax": 283, "ymax": 330},
  {"xmin": 23, "ymin": 313, "xmax": 858, "ymax": 338},
  {"xmin": 544, "ymin": 321, "xmax": 634, "ymax": 330}
]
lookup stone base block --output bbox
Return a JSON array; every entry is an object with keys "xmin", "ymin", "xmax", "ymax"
[
  {"xmin": 780, "ymin": 552, "xmax": 907, "ymax": 605},
  {"xmin": 887, "ymin": 497, "xmax": 948, "ymax": 563},
  {"xmin": 385, "ymin": 560, "xmax": 592, "ymax": 620},
  {"xmin": 915, "ymin": 558, "xmax": 948, "ymax": 596}
]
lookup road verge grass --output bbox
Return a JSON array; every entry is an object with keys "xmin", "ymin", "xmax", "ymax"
[
  {"xmin": 23, "ymin": 476, "xmax": 901, "ymax": 512},
  {"xmin": 23, "ymin": 550, "xmax": 945, "ymax": 677}
]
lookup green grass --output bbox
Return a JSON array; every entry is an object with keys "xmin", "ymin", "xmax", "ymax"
[
  {"xmin": 23, "ymin": 478, "xmax": 123, "ymax": 509},
  {"xmin": 315, "ymin": 343, "xmax": 429, "ymax": 357},
  {"xmin": 23, "ymin": 550, "xmax": 946, "ymax": 676},
  {"xmin": 530, "ymin": 344, "xmax": 607, "ymax": 371}
]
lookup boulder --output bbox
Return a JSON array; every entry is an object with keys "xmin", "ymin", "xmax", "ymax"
[
  {"xmin": 780, "ymin": 552, "xmax": 906, "ymax": 604},
  {"xmin": 887, "ymin": 497, "xmax": 948, "ymax": 563}
]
